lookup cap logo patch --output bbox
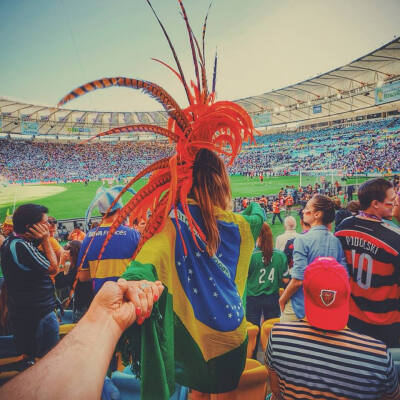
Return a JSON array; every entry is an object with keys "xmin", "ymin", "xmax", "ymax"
[{"xmin": 320, "ymin": 290, "xmax": 336, "ymax": 307}]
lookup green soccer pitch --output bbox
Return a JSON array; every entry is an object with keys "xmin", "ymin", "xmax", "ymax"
[{"xmin": 0, "ymin": 174, "xmax": 367, "ymax": 239}]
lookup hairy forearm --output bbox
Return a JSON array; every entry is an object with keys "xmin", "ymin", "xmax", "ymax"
[{"xmin": 0, "ymin": 309, "xmax": 121, "ymax": 400}]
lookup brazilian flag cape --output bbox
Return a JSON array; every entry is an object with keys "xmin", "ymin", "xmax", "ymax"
[{"xmin": 119, "ymin": 201, "xmax": 265, "ymax": 400}]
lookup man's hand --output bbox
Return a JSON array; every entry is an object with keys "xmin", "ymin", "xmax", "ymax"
[
  {"xmin": 88, "ymin": 279, "xmax": 164, "ymax": 333},
  {"xmin": 26, "ymin": 222, "xmax": 50, "ymax": 241}
]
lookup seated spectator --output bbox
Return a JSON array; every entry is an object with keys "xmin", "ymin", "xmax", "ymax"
[
  {"xmin": 1, "ymin": 204, "xmax": 59, "ymax": 358},
  {"xmin": 266, "ymin": 257, "xmax": 399, "ymax": 400},
  {"xmin": 275, "ymin": 216, "xmax": 298, "ymax": 251}
]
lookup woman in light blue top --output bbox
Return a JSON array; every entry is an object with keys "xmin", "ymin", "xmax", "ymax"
[{"xmin": 279, "ymin": 194, "xmax": 347, "ymax": 321}]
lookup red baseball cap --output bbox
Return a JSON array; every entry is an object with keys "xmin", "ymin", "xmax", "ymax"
[{"xmin": 304, "ymin": 257, "xmax": 350, "ymax": 331}]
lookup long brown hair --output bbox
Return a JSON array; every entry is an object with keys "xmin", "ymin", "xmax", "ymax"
[
  {"xmin": 312, "ymin": 194, "xmax": 336, "ymax": 225},
  {"xmin": 258, "ymin": 222, "xmax": 273, "ymax": 265},
  {"xmin": 190, "ymin": 149, "xmax": 231, "ymax": 256},
  {"xmin": 64, "ymin": 240, "xmax": 82, "ymax": 271}
]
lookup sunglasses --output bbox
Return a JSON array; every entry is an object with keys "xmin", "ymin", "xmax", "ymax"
[{"xmin": 48, "ymin": 220, "xmax": 58, "ymax": 225}]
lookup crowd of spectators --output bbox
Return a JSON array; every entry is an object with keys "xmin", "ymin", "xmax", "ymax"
[
  {"xmin": 230, "ymin": 116, "xmax": 400, "ymax": 175},
  {"xmin": 0, "ymin": 141, "xmax": 174, "ymax": 183},
  {"xmin": 0, "ymin": 116, "xmax": 399, "ymax": 183}
]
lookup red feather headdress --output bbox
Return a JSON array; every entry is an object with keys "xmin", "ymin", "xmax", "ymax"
[{"xmin": 58, "ymin": 0, "xmax": 258, "ymax": 261}]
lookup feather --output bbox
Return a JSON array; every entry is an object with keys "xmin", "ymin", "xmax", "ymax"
[
  {"xmin": 187, "ymin": 30, "xmax": 208, "ymax": 102},
  {"xmin": 80, "ymin": 124, "xmax": 181, "ymax": 144},
  {"xmin": 151, "ymin": 58, "xmax": 195, "ymax": 106},
  {"xmin": 58, "ymin": 77, "xmax": 190, "ymax": 134},
  {"xmin": 212, "ymin": 49, "xmax": 218, "ymax": 94},
  {"xmin": 178, "ymin": 0, "xmax": 201, "ymax": 95},
  {"xmin": 146, "ymin": 0, "xmax": 192, "ymax": 106},
  {"xmin": 202, "ymin": 1, "xmax": 213, "ymax": 62}
]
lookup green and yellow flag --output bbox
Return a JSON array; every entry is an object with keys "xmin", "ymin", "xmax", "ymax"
[{"xmin": 118, "ymin": 202, "xmax": 265, "ymax": 400}]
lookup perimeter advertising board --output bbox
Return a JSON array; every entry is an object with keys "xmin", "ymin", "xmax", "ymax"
[
  {"xmin": 67, "ymin": 127, "xmax": 91, "ymax": 133},
  {"xmin": 252, "ymin": 113, "xmax": 271, "ymax": 128},
  {"xmin": 375, "ymin": 80, "xmax": 400, "ymax": 105}
]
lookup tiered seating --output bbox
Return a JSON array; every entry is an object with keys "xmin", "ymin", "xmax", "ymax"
[
  {"xmin": 1, "ymin": 115, "xmax": 399, "ymax": 183},
  {"xmin": 229, "ymin": 116, "xmax": 400, "ymax": 174}
]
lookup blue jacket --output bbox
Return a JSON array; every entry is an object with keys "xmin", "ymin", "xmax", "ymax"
[{"xmin": 291, "ymin": 225, "xmax": 347, "ymax": 318}]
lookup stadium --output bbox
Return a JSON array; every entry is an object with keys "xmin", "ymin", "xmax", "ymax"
[
  {"xmin": 0, "ymin": 1, "xmax": 400, "ymax": 399},
  {"xmin": 1, "ymin": 37, "xmax": 400, "ymax": 228}
]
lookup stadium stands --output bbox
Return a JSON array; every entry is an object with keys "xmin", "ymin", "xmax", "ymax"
[
  {"xmin": 1, "ymin": 116, "xmax": 399, "ymax": 183},
  {"xmin": 0, "ymin": 141, "xmax": 174, "ymax": 183},
  {"xmin": 229, "ymin": 116, "xmax": 400, "ymax": 175}
]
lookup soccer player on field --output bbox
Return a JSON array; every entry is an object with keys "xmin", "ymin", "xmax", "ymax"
[{"xmin": 336, "ymin": 178, "xmax": 400, "ymax": 347}]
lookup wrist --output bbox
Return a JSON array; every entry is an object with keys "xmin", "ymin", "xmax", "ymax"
[
  {"xmin": 41, "ymin": 235, "xmax": 50, "ymax": 243},
  {"xmin": 83, "ymin": 305, "xmax": 123, "ymax": 339}
]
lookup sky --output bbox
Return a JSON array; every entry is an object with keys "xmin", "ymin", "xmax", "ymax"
[{"xmin": 1, "ymin": 0, "xmax": 399, "ymax": 112}]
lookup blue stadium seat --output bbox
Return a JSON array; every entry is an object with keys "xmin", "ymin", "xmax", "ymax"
[{"xmin": 110, "ymin": 366, "xmax": 189, "ymax": 400}]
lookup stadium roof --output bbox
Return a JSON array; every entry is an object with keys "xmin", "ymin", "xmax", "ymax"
[
  {"xmin": 236, "ymin": 36, "xmax": 400, "ymax": 124},
  {"xmin": 1, "ymin": 37, "xmax": 400, "ymax": 137}
]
